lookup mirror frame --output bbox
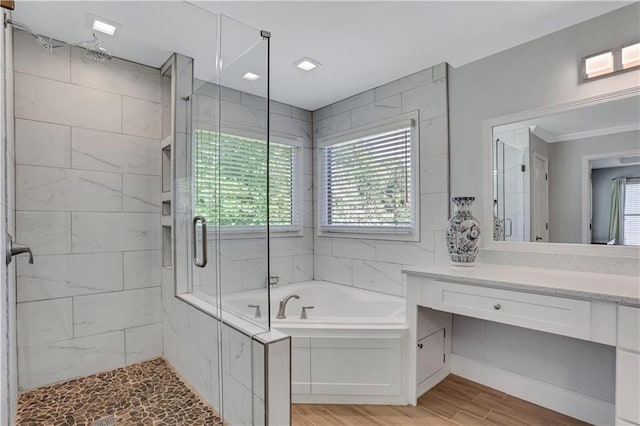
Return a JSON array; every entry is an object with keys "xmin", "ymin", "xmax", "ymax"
[{"xmin": 482, "ymin": 86, "xmax": 640, "ymax": 256}]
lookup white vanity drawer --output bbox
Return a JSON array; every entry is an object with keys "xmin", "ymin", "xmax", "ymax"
[
  {"xmin": 618, "ymin": 306, "xmax": 640, "ymax": 352},
  {"xmin": 427, "ymin": 281, "xmax": 591, "ymax": 340}
]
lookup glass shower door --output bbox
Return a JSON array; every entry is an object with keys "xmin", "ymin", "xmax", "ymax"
[
  {"xmin": 218, "ymin": 16, "xmax": 271, "ymax": 425},
  {"xmin": 217, "ymin": 16, "xmax": 271, "ymax": 330},
  {"xmin": 187, "ymin": 16, "xmax": 271, "ymax": 327},
  {"xmin": 186, "ymin": 14, "xmax": 272, "ymax": 424}
]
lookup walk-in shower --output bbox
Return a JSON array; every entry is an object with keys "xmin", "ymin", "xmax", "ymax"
[{"xmin": 3, "ymin": 3, "xmax": 290, "ymax": 424}]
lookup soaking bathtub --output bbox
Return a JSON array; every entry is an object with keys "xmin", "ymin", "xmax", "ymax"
[{"xmin": 222, "ymin": 281, "xmax": 409, "ymax": 405}]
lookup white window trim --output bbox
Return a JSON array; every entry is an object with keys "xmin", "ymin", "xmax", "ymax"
[
  {"xmin": 194, "ymin": 124, "xmax": 305, "ymax": 238},
  {"xmin": 316, "ymin": 112, "xmax": 420, "ymax": 241},
  {"xmin": 623, "ymin": 177, "xmax": 640, "ymax": 246}
]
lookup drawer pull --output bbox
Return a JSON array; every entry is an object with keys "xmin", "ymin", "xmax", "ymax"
[
  {"xmin": 493, "ymin": 303, "xmax": 502, "ymax": 310},
  {"xmin": 417, "ymin": 343, "xmax": 424, "ymax": 349}
]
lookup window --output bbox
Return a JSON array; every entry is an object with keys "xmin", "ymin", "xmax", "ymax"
[
  {"xmin": 623, "ymin": 178, "xmax": 640, "ymax": 246},
  {"xmin": 318, "ymin": 115, "xmax": 418, "ymax": 239},
  {"xmin": 194, "ymin": 130, "xmax": 301, "ymax": 232}
]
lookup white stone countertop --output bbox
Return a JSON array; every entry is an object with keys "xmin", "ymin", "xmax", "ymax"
[{"xmin": 402, "ymin": 263, "xmax": 640, "ymax": 306}]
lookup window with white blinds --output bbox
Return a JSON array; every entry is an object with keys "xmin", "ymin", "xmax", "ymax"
[
  {"xmin": 319, "ymin": 116, "xmax": 417, "ymax": 237},
  {"xmin": 623, "ymin": 178, "xmax": 640, "ymax": 246},
  {"xmin": 194, "ymin": 130, "xmax": 301, "ymax": 231}
]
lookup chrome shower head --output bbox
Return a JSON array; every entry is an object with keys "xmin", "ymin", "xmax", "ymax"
[{"xmin": 78, "ymin": 33, "xmax": 112, "ymax": 62}]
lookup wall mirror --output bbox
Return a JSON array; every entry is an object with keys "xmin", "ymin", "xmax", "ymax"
[{"xmin": 484, "ymin": 89, "xmax": 640, "ymax": 250}]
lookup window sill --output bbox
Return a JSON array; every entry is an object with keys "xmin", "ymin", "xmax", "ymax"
[
  {"xmin": 203, "ymin": 226, "xmax": 303, "ymax": 239},
  {"xmin": 317, "ymin": 227, "xmax": 419, "ymax": 242}
]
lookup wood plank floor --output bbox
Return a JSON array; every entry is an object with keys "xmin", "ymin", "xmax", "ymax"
[{"xmin": 292, "ymin": 375, "xmax": 590, "ymax": 426}]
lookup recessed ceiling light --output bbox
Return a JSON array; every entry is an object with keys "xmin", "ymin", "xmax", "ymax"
[
  {"xmin": 92, "ymin": 19, "xmax": 117, "ymax": 36},
  {"xmin": 243, "ymin": 72, "xmax": 260, "ymax": 81},
  {"xmin": 622, "ymin": 42, "xmax": 640, "ymax": 69},
  {"xmin": 584, "ymin": 51, "xmax": 613, "ymax": 78},
  {"xmin": 295, "ymin": 57, "xmax": 321, "ymax": 72}
]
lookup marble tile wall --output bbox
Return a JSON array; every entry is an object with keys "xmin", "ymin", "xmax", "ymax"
[
  {"xmin": 13, "ymin": 30, "xmax": 162, "ymax": 390},
  {"xmin": 312, "ymin": 64, "xmax": 450, "ymax": 296}
]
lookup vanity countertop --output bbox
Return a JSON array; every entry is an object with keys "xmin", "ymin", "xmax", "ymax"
[{"xmin": 403, "ymin": 263, "xmax": 640, "ymax": 306}]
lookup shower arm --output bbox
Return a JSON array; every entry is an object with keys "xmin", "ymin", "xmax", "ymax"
[{"xmin": 6, "ymin": 19, "xmax": 62, "ymax": 52}]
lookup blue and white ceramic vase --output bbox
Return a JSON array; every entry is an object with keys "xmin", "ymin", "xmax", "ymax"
[{"xmin": 446, "ymin": 197, "xmax": 481, "ymax": 266}]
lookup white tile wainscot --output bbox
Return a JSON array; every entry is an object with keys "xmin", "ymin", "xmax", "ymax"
[{"xmin": 403, "ymin": 264, "xmax": 640, "ymax": 426}]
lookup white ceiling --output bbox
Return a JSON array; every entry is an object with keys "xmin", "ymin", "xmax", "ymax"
[
  {"xmin": 11, "ymin": 1, "xmax": 630, "ymax": 111},
  {"xmin": 495, "ymin": 95, "xmax": 640, "ymax": 143}
]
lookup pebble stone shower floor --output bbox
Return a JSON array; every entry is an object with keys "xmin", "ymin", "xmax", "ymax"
[{"xmin": 16, "ymin": 358, "xmax": 224, "ymax": 426}]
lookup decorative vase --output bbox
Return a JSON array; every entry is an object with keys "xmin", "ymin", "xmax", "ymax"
[{"xmin": 446, "ymin": 196, "xmax": 481, "ymax": 266}]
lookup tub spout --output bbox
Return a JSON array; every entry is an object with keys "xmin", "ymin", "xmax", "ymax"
[{"xmin": 276, "ymin": 294, "xmax": 300, "ymax": 319}]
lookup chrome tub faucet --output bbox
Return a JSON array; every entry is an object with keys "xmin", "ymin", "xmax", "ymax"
[{"xmin": 276, "ymin": 294, "xmax": 299, "ymax": 319}]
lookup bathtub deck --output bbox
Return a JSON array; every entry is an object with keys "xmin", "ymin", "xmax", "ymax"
[{"xmin": 292, "ymin": 375, "xmax": 589, "ymax": 425}]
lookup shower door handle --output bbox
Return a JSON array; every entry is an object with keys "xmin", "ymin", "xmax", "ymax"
[
  {"xmin": 503, "ymin": 218, "xmax": 513, "ymax": 237},
  {"xmin": 192, "ymin": 216, "xmax": 207, "ymax": 268}
]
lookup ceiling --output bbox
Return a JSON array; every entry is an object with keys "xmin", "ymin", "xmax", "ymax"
[
  {"xmin": 11, "ymin": 1, "xmax": 630, "ymax": 111},
  {"xmin": 495, "ymin": 95, "xmax": 640, "ymax": 143}
]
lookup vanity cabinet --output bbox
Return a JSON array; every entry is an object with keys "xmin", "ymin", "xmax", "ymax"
[
  {"xmin": 417, "ymin": 329, "xmax": 444, "ymax": 384},
  {"xmin": 426, "ymin": 280, "xmax": 592, "ymax": 340},
  {"xmin": 616, "ymin": 306, "xmax": 640, "ymax": 425},
  {"xmin": 404, "ymin": 264, "xmax": 640, "ymax": 426}
]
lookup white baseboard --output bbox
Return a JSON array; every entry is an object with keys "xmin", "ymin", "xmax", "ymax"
[{"xmin": 450, "ymin": 354, "xmax": 615, "ymax": 425}]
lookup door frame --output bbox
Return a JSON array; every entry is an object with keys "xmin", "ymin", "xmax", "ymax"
[{"xmin": 581, "ymin": 150, "xmax": 640, "ymax": 244}]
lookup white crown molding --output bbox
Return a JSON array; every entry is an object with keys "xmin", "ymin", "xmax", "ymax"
[
  {"xmin": 528, "ymin": 125, "xmax": 554, "ymax": 143},
  {"xmin": 531, "ymin": 123, "xmax": 640, "ymax": 143}
]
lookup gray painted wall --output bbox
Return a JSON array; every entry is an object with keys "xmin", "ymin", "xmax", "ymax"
[
  {"xmin": 449, "ymin": 3, "xmax": 640, "ymax": 234},
  {"xmin": 592, "ymin": 164, "xmax": 640, "ymax": 244},
  {"xmin": 548, "ymin": 130, "xmax": 640, "ymax": 244},
  {"xmin": 448, "ymin": 4, "xmax": 639, "ymax": 406}
]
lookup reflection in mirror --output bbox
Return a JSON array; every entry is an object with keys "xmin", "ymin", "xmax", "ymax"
[{"xmin": 492, "ymin": 95, "xmax": 640, "ymax": 246}]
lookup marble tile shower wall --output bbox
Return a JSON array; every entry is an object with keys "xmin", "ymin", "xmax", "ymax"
[
  {"xmin": 312, "ymin": 64, "xmax": 450, "ymax": 297},
  {"xmin": 12, "ymin": 30, "xmax": 162, "ymax": 390}
]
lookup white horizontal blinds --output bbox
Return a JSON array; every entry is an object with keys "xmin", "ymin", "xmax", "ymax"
[
  {"xmin": 623, "ymin": 178, "xmax": 640, "ymax": 246},
  {"xmin": 323, "ymin": 125, "xmax": 413, "ymax": 228},
  {"xmin": 194, "ymin": 129, "xmax": 298, "ymax": 228}
]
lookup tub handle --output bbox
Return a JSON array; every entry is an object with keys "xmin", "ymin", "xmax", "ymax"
[
  {"xmin": 248, "ymin": 304, "xmax": 261, "ymax": 319},
  {"xmin": 300, "ymin": 306, "xmax": 314, "ymax": 320}
]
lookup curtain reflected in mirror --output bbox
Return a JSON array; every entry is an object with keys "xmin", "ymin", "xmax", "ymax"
[{"xmin": 609, "ymin": 177, "xmax": 640, "ymax": 245}]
